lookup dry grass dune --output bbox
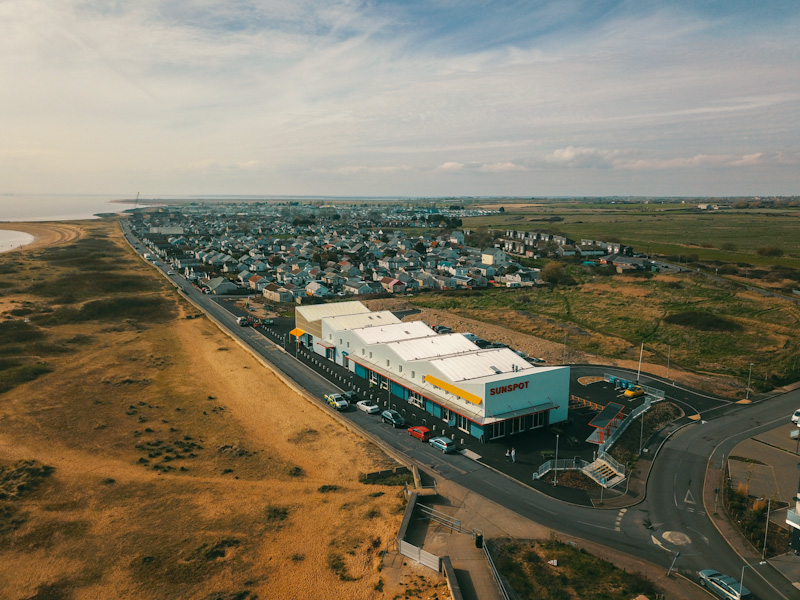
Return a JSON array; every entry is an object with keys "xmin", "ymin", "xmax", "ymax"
[{"xmin": 0, "ymin": 220, "xmax": 427, "ymax": 600}]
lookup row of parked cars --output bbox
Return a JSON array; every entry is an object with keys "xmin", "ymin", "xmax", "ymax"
[{"xmin": 322, "ymin": 391, "xmax": 458, "ymax": 454}]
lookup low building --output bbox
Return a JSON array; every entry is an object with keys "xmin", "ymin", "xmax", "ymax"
[{"xmin": 292, "ymin": 301, "xmax": 569, "ymax": 442}]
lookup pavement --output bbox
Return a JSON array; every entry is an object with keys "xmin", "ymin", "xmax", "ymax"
[{"xmin": 706, "ymin": 411, "xmax": 800, "ymax": 592}]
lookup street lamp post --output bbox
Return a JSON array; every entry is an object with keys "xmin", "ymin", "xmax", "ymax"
[
  {"xmin": 553, "ymin": 434, "xmax": 560, "ymax": 486},
  {"xmin": 740, "ymin": 563, "xmax": 752, "ymax": 598},
  {"xmin": 746, "ymin": 363, "xmax": 754, "ymax": 400},
  {"xmin": 666, "ymin": 344, "xmax": 671, "ymax": 380},
  {"xmin": 760, "ymin": 498, "xmax": 772, "ymax": 564}
]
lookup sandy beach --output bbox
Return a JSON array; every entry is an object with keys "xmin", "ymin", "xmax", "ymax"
[{"xmin": 0, "ymin": 221, "xmax": 84, "ymax": 252}]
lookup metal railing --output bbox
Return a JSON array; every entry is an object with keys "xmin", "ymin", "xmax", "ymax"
[
  {"xmin": 483, "ymin": 543, "xmax": 512, "ymax": 600},
  {"xmin": 533, "ymin": 457, "xmax": 590, "ymax": 480}
]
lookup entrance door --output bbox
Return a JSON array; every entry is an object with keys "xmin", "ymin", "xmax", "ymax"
[{"xmin": 442, "ymin": 407, "xmax": 450, "ymax": 423}]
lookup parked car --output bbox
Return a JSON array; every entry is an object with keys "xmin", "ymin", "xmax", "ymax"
[
  {"xmin": 167, "ymin": 270, "xmax": 174, "ymax": 275},
  {"xmin": 430, "ymin": 436, "xmax": 457, "ymax": 454},
  {"xmin": 474, "ymin": 339, "xmax": 492, "ymax": 349},
  {"xmin": 623, "ymin": 385, "xmax": 644, "ymax": 398},
  {"xmin": 408, "ymin": 426, "xmax": 432, "ymax": 441},
  {"xmin": 324, "ymin": 393, "xmax": 349, "ymax": 411},
  {"xmin": 342, "ymin": 390, "xmax": 359, "ymax": 403},
  {"xmin": 792, "ymin": 408, "xmax": 800, "ymax": 424},
  {"xmin": 461, "ymin": 332, "xmax": 479, "ymax": 342},
  {"xmin": 698, "ymin": 569, "xmax": 751, "ymax": 600},
  {"xmin": 381, "ymin": 409, "xmax": 405, "ymax": 428},
  {"xmin": 356, "ymin": 400, "xmax": 380, "ymax": 414},
  {"xmin": 527, "ymin": 357, "xmax": 546, "ymax": 364},
  {"xmin": 489, "ymin": 342, "xmax": 509, "ymax": 349}
]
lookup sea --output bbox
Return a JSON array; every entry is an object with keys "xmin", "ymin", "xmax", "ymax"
[{"xmin": 0, "ymin": 194, "xmax": 142, "ymax": 253}]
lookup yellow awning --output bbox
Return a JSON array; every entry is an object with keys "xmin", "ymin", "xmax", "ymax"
[
  {"xmin": 289, "ymin": 328, "xmax": 306, "ymax": 337},
  {"xmin": 424, "ymin": 375, "xmax": 482, "ymax": 405}
]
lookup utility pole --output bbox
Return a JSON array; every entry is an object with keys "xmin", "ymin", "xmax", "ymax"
[
  {"xmin": 636, "ymin": 342, "xmax": 644, "ymax": 382},
  {"xmin": 746, "ymin": 362, "xmax": 754, "ymax": 400},
  {"xmin": 562, "ymin": 332, "xmax": 567, "ymax": 364}
]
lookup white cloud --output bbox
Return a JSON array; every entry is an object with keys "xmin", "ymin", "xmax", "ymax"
[
  {"xmin": 436, "ymin": 162, "xmax": 465, "ymax": 172},
  {"xmin": 545, "ymin": 147, "xmax": 617, "ymax": 169},
  {"xmin": 0, "ymin": 1, "xmax": 798, "ymax": 196}
]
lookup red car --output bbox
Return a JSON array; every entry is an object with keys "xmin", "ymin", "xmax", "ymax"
[{"xmin": 408, "ymin": 426, "xmax": 432, "ymax": 441}]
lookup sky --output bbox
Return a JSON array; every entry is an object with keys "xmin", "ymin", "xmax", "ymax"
[{"xmin": 1, "ymin": 0, "xmax": 799, "ymax": 198}]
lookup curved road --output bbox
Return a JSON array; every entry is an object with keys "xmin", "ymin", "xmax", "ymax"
[{"xmin": 124, "ymin": 223, "xmax": 798, "ymax": 599}]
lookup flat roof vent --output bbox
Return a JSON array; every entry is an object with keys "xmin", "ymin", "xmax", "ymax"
[{"xmin": 490, "ymin": 365, "xmax": 502, "ymax": 374}]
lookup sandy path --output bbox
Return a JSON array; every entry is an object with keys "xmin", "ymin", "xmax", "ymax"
[{"xmin": 0, "ymin": 221, "xmax": 84, "ymax": 252}]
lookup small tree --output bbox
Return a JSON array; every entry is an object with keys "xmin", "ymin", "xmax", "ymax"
[{"xmin": 540, "ymin": 262, "xmax": 565, "ymax": 284}]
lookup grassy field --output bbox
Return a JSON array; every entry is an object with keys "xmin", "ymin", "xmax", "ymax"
[
  {"xmin": 0, "ymin": 220, "xmax": 429, "ymax": 600},
  {"xmin": 465, "ymin": 200, "xmax": 800, "ymax": 266},
  {"xmin": 410, "ymin": 269, "xmax": 800, "ymax": 391},
  {"xmin": 492, "ymin": 537, "xmax": 661, "ymax": 600}
]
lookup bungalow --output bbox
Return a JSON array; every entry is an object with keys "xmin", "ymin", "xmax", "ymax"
[
  {"xmin": 207, "ymin": 276, "xmax": 239, "ymax": 295},
  {"xmin": 380, "ymin": 277, "xmax": 407, "ymax": 294},
  {"xmin": 263, "ymin": 283, "xmax": 294, "ymax": 303}
]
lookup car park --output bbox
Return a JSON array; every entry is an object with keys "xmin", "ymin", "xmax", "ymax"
[
  {"xmin": 623, "ymin": 385, "xmax": 644, "ymax": 398},
  {"xmin": 381, "ymin": 409, "xmax": 405, "ymax": 428},
  {"xmin": 356, "ymin": 400, "xmax": 380, "ymax": 414},
  {"xmin": 698, "ymin": 569, "xmax": 751, "ymax": 599},
  {"xmin": 408, "ymin": 426, "xmax": 432, "ymax": 441},
  {"xmin": 324, "ymin": 393, "xmax": 349, "ymax": 411},
  {"xmin": 792, "ymin": 408, "xmax": 800, "ymax": 424},
  {"xmin": 430, "ymin": 436, "xmax": 457, "ymax": 454}
]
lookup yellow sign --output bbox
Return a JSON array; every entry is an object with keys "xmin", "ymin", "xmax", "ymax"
[{"xmin": 424, "ymin": 375, "xmax": 482, "ymax": 405}]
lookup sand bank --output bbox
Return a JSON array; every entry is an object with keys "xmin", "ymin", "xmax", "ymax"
[{"xmin": 0, "ymin": 222, "xmax": 84, "ymax": 252}]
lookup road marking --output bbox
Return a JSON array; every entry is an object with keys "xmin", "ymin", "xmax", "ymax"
[
  {"xmin": 663, "ymin": 531, "xmax": 691, "ymax": 545},
  {"xmin": 577, "ymin": 520, "xmax": 617, "ymax": 532},
  {"xmin": 684, "ymin": 489, "xmax": 696, "ymax": 505}
]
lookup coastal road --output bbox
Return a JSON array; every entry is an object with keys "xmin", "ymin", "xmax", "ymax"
[{"xmin": 122, "ymin": 223, "xmax": 797, "ymax": 598}]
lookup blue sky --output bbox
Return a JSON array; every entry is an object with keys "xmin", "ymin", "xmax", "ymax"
[{"xmin": 1, "ymin": 0, "xmax": 798, "ymax": 198}]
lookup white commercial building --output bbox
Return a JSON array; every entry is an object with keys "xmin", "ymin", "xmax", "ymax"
[{"xmin": 292, "ymin": 301, "xmax": 569, "ymax": 442}]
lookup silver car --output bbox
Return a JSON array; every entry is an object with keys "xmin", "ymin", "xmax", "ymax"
[
  {"xmin": 429, "ymin": 436, "xmax": 457, "ymax": 454},
  {"xmin": 698, "ymin": 570, "xmax": 751, "ymax": 600}
]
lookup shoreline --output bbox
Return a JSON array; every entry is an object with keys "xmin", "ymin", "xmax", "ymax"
[{"xmin": 0, "ymin": 222, "xmax": 85, "ymax": 253}]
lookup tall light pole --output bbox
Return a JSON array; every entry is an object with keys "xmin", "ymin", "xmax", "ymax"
[
  {"xmin": 746, "ymin": 362, "xmax": 754, "ymax": 400},
  {"xmin": 562, "ymin": 332, "xmax": 567, "ymax": 365},
  {"xmin": 760, "ymin": 498, "xmax": 772, "ymax": 564},
  {"xmin": 740, "ymin": 563, "xmax": 752, "ymax": 598},
  {"xmin": 636, "ymin": 342, "xmax": 644, "ymax": 382},
  {"xmin": 553, "ymin": 434, "xmax": 560, "ymax": 486},
  {"xmin": 666, "ymin": 344, "xmax": 671, "ymax": 380}
]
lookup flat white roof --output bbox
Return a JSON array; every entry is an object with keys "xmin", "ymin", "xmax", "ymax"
[
  {"xmin": 388, "ymin": 333, "xmax": 478, "ymax": 361},
  {"xmin": 429, "ymin": 348, "xmax": 535, "ymax": 383},
  {"xmin": 353, "ymin": 321, "xmax": 437, "ymax": 346},
  {"xmin": 296, "ymin": 300, "xmax": 369, "ymax": 322},
  {"xmin": 325, "ymin": 310, "xmax": 400, "ymax": 332}
]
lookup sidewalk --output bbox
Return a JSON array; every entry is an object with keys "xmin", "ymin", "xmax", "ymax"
[{"xmin": 391, "ymin": 477, "xmax": 708, "ymax": 600}]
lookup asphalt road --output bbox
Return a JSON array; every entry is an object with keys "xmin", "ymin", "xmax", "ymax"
[{"xmin": 122, "ymin": 223, "xmax": 798, "ymax": 599}]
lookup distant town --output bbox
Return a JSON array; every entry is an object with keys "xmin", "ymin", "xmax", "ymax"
[{"xmin": 128, "ymin": 202, "xmax": 658, "ymax": 301}]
